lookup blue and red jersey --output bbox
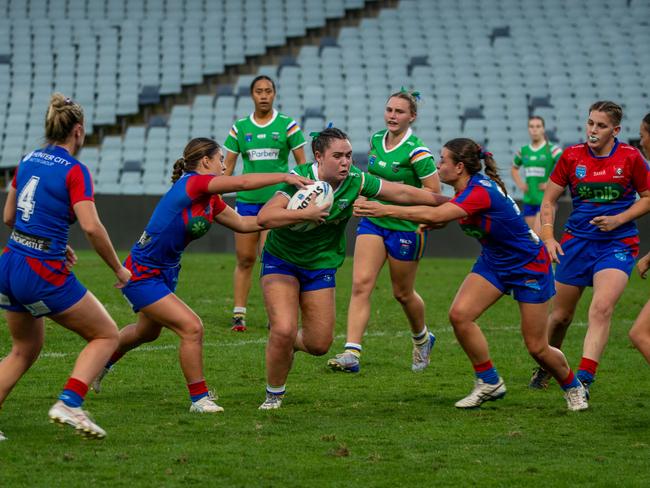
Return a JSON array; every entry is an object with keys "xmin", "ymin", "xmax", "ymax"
[
  {"xmin": 550, "ymin": 139, "xmax": 649, "ymax": 240},
  {"xmin": 8, "ymin": 145, "xmax": 94, "ymax": 260},
  {"xmin": 129, "ymin": 172, "xmax": 227, "ymax": 268},
  {"xmin": 450, "ymin": 173, "xmax": 543, "ymax": 270}
]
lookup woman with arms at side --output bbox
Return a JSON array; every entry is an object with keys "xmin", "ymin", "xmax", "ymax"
[
  {"xmin": 354, "ymin": 138, "xmax": 588, "ymax": 411},
  {"xmin": 223, "ymin": 75, "xmax": 307, "ymax": 331},
  {"xmin": 0, "ymin": 94, "xmax": 130, "ymax": 440}
]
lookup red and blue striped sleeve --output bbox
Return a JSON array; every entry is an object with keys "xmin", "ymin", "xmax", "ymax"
[
  {"xmin": 66, "ymin": 163, "xmax": 95, "ymax": 205},
  {"xmin": 631, "ymin": 151, "xmax": 649, "ymax": 193}
]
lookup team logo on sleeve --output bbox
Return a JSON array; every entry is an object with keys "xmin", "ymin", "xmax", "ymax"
[
  {"xmin": 575, "ymin": 165, "xmax": 587, "ymax": 179},
  {"xmin": 245, "ymin": 133, "xmax": 253, "ymax": 142}
]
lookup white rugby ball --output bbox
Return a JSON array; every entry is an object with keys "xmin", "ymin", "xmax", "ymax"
[{"xmin": 287, "ymin": 180, "xmax": 334, "ymax": 232}]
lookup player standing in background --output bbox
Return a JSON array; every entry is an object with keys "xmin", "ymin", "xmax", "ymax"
[
  {"xmin": 91, "ymin": 138, "xmax": 311, "ymax": 413},
  {"xmin": 354, "ymin": 138, "xmax": 588, "ymax": 411},
  {"xmin": 531, "ymin": 102, "xmax": 650, "ymax": 396},
  {"xmin": 256, "ymin": 127, "xmax": 447, "ymax": 410},
  {"xmin": 511, "ymin": 116, "xmax": 563, "ymax": 234},
  {"xmin": 223, "ymin": 75, "xmax": 307, "ymax": 331},
  {"xmin": 328, "ymin": 89, "xmax": 440, "ymax": 374},
  {"xmin": 629, "ymin": 113, "xmax": 650, "ymax": 362},
  {"xmin": 0, "ymin": 93, "xmax": 131, "ymax": 440}
]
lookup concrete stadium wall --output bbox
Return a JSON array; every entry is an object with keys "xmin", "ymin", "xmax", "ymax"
[{"xmin": 0, "ymin": 191, "xmax": 648, "ymax": 258}]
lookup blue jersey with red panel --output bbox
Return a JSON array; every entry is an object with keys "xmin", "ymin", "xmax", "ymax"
[
  {"xmin": 129, "ymin": 172, "xmax": 227, "ymax": 268},
  {"xmin": 549, "ymin": 139, "xmax": 649, "ymax": 240},
  {"xmin": 8, "ymin": 145, "xmax": 94, "ymax": 260},
  {"xmin": 450, "ymin": 173, "xmax": 542, "ymax": 270}
]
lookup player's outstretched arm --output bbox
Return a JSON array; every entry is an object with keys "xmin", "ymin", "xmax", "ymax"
[
  {"xmin": 353, "ymin": 200, "xmax": 466, "ymax": 226},
  {"xmin": 73, "ymin": 200, "xmax": 131, "ymax": 287},
  {"xmin": 207, "ymin": 173, "xmax": 312, "ymax": 194},
  {"xmin": 376, "ymin": 180, "xmax": 450, "ymax": 206},
  {"xmin": 214, "ymin": 205, "xmax": 262, "ymax": 233},
  {"xmin": 2, "ymin": 186, "xmax": 16, "ymax": 228},
  {"xmin": 257, "ymin": 194, "xmax": 328, "ymax": 229}
]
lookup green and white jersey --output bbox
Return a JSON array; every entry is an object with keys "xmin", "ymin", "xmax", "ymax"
[
  {"xmin": 514, "ymin": 142, "xmax": 562, "ymax": 205},
  {"xmin": 264, "ymin": 162, "xmax": 382, "ymax": 270},
  {"xmin": 224, "ymin": 109, "xmax": 306, "ymax": 203},
  {"xmin": 366, "ymin": 128, "xmax": 437, "ymax": 231}
]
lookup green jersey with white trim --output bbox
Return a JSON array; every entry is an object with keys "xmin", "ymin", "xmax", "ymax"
[
  {"xmin": 366, "ymin": 128, "xmax": 437, "ymax": 231},
  {"xmin": 264, "ymin": 162, "xmax": 382, "ymax": 270},
  {"xmin": 224, "ymin": 109, "xmax": 306, "ymax": 203},
  {"xmin": 514, "ymin": 142, "xmax": 563, "ymax": 205}
]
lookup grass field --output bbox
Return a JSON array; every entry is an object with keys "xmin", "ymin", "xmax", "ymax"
[{"xmin": 1, "ymin": 251, "xmax": 649, "ymax": 487}]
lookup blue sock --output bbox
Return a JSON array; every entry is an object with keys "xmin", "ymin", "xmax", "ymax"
[
  {"xmin": 474, "ymin": 360, "xmax": 500, "ymax": 385},
  {"xmin": 59, "ymin": 389, "xmax": 83, "ymax": 408},
  {"xmin": 577, "ymin": 370, "xmax": 594, "ymax": 385}
]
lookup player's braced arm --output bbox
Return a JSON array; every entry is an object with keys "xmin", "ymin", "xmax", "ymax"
[{"xmin": 377, "ymin": 180, "xmax": 450, "ymax": 206}]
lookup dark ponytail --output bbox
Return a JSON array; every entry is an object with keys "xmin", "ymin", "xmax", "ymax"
[
  {"xmin": 443, "ymin": 138, "xmax": 508, "ymax": 196},
  {"xmin": 171, "ymin": 137, "xmax": 221, "ymax": 183}
]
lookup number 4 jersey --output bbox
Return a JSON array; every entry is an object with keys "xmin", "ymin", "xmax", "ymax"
[{"xmin": 9, "ymin": 145, "xmax": 94, "ymax": 259}]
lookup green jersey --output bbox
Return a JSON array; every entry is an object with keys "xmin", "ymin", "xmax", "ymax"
[
  {"xmin": 514, "ymin": 142, "xmax": 562, "ymax": 205},
  {"xmin": 366, "ymin": 128, "xmax": 437, "ymax": 231},
  {"xmin": 264, "ymin": 162, "xmax": 382, "ymax": 270},
  {"xmin": 224, "ymin": 109, "xmax": 306, "ymax": 203}
]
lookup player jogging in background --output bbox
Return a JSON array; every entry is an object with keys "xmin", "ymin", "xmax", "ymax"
[
  {"xmin": 328, "ymin": 88, "xmax": 441, "ymax": 374},
  {"xmin": 355, "ymin": 138, "xmax": 588, "ymax": 411},
  {"xmin": 0, "ymin": 93, "xmax": 131, "ymax": 440},
  {"xmin": 626, "ymin": 113, "xmax": 650, "ymax": 363},
  {"xmin": 511, "ymin": 116, "xmax": 563, "ymax": 235},
  {"xmin": 256, "ymin": 127, "xmax": 447, "ymax": 410},
  {"xmin": 224, "ymin": 75, "xmax": 307, "ymax": 331},
  {"xmin": 91, "ymin": 138, "xmax": 311, "ymax": 413},
  {"xmin": 531, "ymin": 101, "xmax": 650, "ymax": 397}
]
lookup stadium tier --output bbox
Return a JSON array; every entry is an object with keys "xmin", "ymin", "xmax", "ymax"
[{"xmin": 0, "ymin": 0, "xmax": 648, "ymax": 196}]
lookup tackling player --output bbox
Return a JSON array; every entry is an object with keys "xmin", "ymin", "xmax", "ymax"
[
  {"xmin": 255, "ymin": 127, "xmax": 448, "ymax": 410},
  {"xmin": 0, "ymin": 94, "xmax": 131, "ymax": 440},
  {"xmin": 91, "ymin": 138, "xmax": 311, "ymax": 413},
  {"xmin": 328, "ymin": 89, "xmax": 440, "ymax": 374},
  {"xmin": 354, "ymin": 138, "xmax": 589, "ymax": 411},
  {"xmin": 224, "ymin": 75, "xmax": 307, "ymax": 331},
  {"xmin": 531, "ymin": 102, "xmax": 650, "ymax": 397}
]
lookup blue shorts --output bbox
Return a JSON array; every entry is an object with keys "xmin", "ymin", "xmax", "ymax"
[
  {"xmin": 555, "ymin": 232, "xmax": 640, "ymax": 287},
  {"xmin": 471, "ymin": 248, "xmax": 555, "ymax": 304},
  {"xmin": 260, "ymin": 251, "xmax": 336, "ymax": 292},
  {"xmin": 121, "ymin": 255, "xmax": 180, "ymax": 312},
  {"xmin": 522, "ymin": 204, "xmax": 540, "ymax": 217},
  {"xmin": 356, "ymin": 218, "xmax": 426, "ymax": 261},
  {"xmin": 0, "ymin": 249, "xmax": 87, "ymax": 317},
  {"xmin": 235, "ymin": 201, "xmax": 266, "ymax": 217}
]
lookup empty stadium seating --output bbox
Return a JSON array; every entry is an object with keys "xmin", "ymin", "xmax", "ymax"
[{"xmin": 0, "ymin": 0, "xmax": 648, "ymax": 197}]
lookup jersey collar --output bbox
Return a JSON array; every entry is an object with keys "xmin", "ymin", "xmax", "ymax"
[
  {"xmin": 587, "ymin": 138, "xmax": 619, "ymax": 159},
  {"xmin": 249, "ymin": 109, "xmax": 278, "ymax": 128},
  {"xmin": 528, "ymin": 141, "xmax": 547, "ymax": 152},
  {"xmin": 382, "ymin": 127, "xmax": 412, "ymax": 154}
]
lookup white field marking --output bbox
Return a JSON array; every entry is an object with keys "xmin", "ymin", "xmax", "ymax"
[{"xmin": 34, "ymin": 322, "xmax": 591, "ymax": 360}]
